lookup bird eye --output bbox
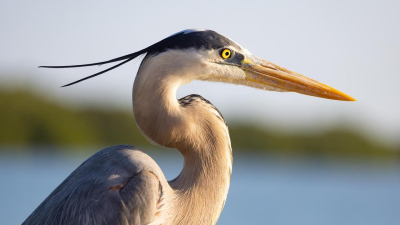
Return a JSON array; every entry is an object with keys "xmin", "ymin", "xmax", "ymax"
[{"xmin": 220, "ymin": 49, "xmax": 232, "ymax": 59}]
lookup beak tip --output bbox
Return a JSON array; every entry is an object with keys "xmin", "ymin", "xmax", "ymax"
[
  {"xmin": 348, "ymin": 97, "xmax": 357, "ymax": 102},
  {"xmin": 338, "ymin": 93, "xmax": 357, "ymax": 102},
  {"xmin": 325, "ymin": 86, "xmax": 356, "ymax": 102}
]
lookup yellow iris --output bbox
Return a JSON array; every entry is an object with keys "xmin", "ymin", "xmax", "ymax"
[{"xmin": 221, "ymin": 49, "xmax": 231, "ymax": 59}]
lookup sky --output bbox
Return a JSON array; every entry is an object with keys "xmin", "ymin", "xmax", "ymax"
[{"xmin": 0, "ymin": 0, "xmax": 399, "ymax": 146}]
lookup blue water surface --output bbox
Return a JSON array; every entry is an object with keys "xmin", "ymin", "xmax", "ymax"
[{"xmin": 0, "ymin": 150, "xmax": 399, "ymax": 225}]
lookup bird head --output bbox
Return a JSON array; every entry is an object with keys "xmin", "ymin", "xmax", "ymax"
[{"xmin": 41, "ymin": 29, "xmax": 355, "ymax": 101}]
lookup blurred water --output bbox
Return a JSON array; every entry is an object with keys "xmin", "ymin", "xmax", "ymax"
[{"xmin": 0, "ymin": 151, "xmax": 399, "ymax": 225}]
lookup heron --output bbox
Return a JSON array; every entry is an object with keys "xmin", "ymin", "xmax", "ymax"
[{"xmin": 24, "ymin": 29, "xmax": 355, "ymax": 225}]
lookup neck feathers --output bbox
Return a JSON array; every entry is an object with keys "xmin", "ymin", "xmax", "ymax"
[{"xmin": 133, "ymin": 53, "xmax": 232, "ymax": 224}]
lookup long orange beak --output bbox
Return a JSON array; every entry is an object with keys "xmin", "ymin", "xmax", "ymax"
[{"xmin": 241, "ymin": 58, "xmax": 356, "ymax": 101}]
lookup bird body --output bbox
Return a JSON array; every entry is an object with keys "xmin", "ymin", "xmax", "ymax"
[
  {"xmin": 24, "ymin": 29, "xmax": 354, "ymax": 225},
  {"xmin": 24, "ymin": 145, "xmax": 166, "ymax": 224}
]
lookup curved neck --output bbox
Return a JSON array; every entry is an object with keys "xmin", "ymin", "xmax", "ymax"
[{"xmin": 133, "ymin": 54, "xmax": 232, "ymax": 224}]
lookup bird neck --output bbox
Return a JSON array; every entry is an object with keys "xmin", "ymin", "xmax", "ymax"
[{"xmin": 133, "ymin": 55, "xmax": 232, "ymax": 224}]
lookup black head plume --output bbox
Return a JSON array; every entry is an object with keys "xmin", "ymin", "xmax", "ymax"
[
  {"xmin": 40, "ymin": 29, "xmax": 238, "ymax": 87},
  {"xmin": 40, "ymin": 49, "xmax": 148, "ymax": 87}
]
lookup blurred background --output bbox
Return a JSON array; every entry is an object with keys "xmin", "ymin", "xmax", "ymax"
[{"xmin": 1, "ymin": 0, "xmax": 399, "ymax": 224}]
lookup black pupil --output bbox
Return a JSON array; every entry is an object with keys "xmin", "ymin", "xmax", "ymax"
[{"xmin": 225, "ymin": 51, "xmax": 229, "ymax": 56}]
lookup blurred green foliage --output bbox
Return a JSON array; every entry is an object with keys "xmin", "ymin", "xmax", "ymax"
[
  {"xmin": 0, "ymin": 90, "xmax": 398, "ymax": 161},
  {"xmin": 0, "ymin": 90, "xmax": 147, "ymax": 148},
  {"xmin": 229, "ymin": 126, "xmax": 398, "ymax": 160}
]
